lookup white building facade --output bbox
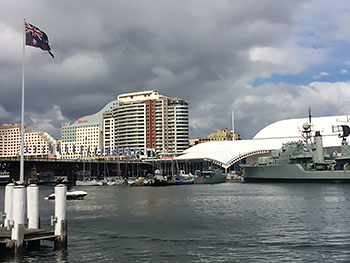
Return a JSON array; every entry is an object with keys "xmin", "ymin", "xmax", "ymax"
[
  {"xmin": 115, "ymin": 90, "xmax": 189, "ymax": 155},
  {"xmin": 61, "ymin": 122, "xmax": 100, "ymax": 159}
]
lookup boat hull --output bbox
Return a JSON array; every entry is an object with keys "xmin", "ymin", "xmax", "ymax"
[
  {"xmin": 243, "ymin": 163, "xmax": 350, "ymax": 182},
  {"xmin": 45, "ymin": 190, "xmax": 87, "ymax": 200},
  {"xmin": 76, "ymin": 180, "xmax": 100, "ymax": 186},
  {"xmin": 194, "ymin": 172, "xmax": 226, "ymax": 184}
]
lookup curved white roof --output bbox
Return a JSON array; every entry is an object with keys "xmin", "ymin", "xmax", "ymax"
[
  {"xmin": 73, "ymin": 100, "xmax": 118, "ymax": 125},
  {"xmin": 177, "ymin": 115, "xmax": 350, "ymax": 168}
]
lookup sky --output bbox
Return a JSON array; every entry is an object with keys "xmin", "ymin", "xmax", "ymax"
[{"xmin": 1, "ymin": 0, "xmax": 350, "ymax": 139}]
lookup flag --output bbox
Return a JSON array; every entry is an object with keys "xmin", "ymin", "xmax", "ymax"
[
  {"xmin": 72, "ymin": 144, "xmax": 76, "ymax": 154},
  {"xmin": 49, "ymin": 143, "xmax": 53, "ymax": 154},
  {"xmin": 128, "ymin": 148, "xmax": 132, "ymax": 156},
  {"xmin": 42, "ymin": 145, "xmax": 46, "ymax": 153},
  {"xmin": 94, "ymin": 146, "xmax": 98, "ymax": 156},
  {"xmin": 122, "ymin": 148, "xmax": 126, "ymax": 156},
  {"xmin": 106, "ymin": 147, "xmax": 110, "ymax": 156},
  {"xmin": 80, "ymin": 145, "xmax": 84, "ymax": 155},
  {"xmin": 101, "ymin": 147, "xmax": 104, "ymax": 156},
  {"xmin": 57, "ymin": 144, "xmax": 61, "ymax": 154},
  {"xmin": 65, "ymin": 144, "xmax": 69, "ymax": 155},
  {"xmin": 117, "ymin": 148, "xmax": 121, "ymax": 156},
  {"xmin": 87, "ymin": 146, "xmax": 90, "ymax": 157},
  {"xmin": 25, "ymin": 21, "xmax": 54, "ymax": 58},
  {"xmin": 25, "ymin": 145, "xmax": 29, "ymax": 153},
  {"xmin": 33, "ymin": 145, "xmax": 37, "ymax": 153}
]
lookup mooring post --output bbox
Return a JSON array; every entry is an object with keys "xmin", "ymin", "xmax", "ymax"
[
  {"xmin": 11, "ymin": 185, "xmax": 26, "ymax": 255},
  {"xmin": 4, "ymin": 183, "xmax": 14, "ymax": 229},
  {"xmin": 27, "ymin": 184, "xmax": 39, "ymax": 229},
  {"xmin": 54, "ymin": 184, "xmax": 67, "ymax": 249}
]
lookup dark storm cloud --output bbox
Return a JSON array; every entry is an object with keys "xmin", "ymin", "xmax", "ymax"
[{"xmin": 1, "ymin": 0, "xmax": 328, "ymax": 139}]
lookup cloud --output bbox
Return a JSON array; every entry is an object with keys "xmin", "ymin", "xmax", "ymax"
[
  {"xmin": 340, "ymin": 69, "xmax": 348, "ymax": 74},
  {"xmin": 320, "ymin": 72, "xmax": 329, "ymax": 76},
  {"xmin": 249, "ymin": 45, "xmax": 326, "ymax": 77},
  {"xmin": 0, "ymin": 0, "xmax": 347, "ymax": 141},
  {"xmin": 41, "ymin": 53, "xmax": 108, "ymax": 84},
  {"xmin": 312, "ymin": 71, "xmax": 330, "ymax": 80},
  {"xmin": 22, "ymin": 105, "xmax": 69, "ymax": 138},
  {"xmin": 0, "ymin": 23, "xmax": 22, "ymax": 66},
  {"xmin": 232, "ymin": 81, "xmax": 350, "ymax": 138},
  {"xmin": 0, "ymin": 105, "xmax": 13, "ymax": 120}
]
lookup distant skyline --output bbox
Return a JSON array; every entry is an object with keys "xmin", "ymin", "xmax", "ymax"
[{"xmin": 1, "ymin": 0, "xmax": 350, "ymax": 139}]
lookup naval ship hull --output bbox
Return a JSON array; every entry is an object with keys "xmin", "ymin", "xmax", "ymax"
[{"xmin": 243, "ymin": 164, "xmax": 350, "ymax": 182}]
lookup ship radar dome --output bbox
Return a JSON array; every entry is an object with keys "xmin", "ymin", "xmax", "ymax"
[{"xmin": 303, "ymin": 122, "xmax": 311, "ymax": 131}]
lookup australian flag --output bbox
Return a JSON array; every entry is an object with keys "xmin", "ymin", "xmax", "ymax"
[{"xmin": 25, "ymin": 21, "xmax": 54, "ymax": 58}]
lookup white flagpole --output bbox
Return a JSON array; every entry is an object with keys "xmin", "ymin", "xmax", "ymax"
[{"xmin": 20, "ymin": 19, "xmax": 26, "ymax": 184}]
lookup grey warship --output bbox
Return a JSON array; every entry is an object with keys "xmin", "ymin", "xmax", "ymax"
[{"xmin": 242, "ymin": 121, "xmax": 350, "ymax": 182}]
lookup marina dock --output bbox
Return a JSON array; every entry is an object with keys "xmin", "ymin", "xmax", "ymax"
[
  {"xmin": 0, "ymin": 227, "xmax": 55, "ymax": 244},
  {"xmin": 1, "ymin": 184, "xmax": 67, "ymax": 255}
]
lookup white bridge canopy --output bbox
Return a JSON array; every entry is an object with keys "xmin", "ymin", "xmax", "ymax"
[{"xmin": 176, "ymin": 115, "xmax": 350, "ymax": 169}]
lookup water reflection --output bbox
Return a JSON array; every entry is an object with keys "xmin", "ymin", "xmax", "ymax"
[{"xmin": 1, "ymin": 183, "xmax": 350, "ymax": 262}]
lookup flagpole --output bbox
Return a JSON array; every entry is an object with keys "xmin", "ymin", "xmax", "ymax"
[{"xmin": 20, "ymin": 19, "xmax": 26, "ymax": 184}]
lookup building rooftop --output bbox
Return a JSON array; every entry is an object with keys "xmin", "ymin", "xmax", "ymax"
[{"xmin": 117, "ymin": 90, "xmax": 165, "ymax": 102}]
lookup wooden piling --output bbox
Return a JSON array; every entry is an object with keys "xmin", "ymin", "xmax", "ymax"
[{"xmin": 54, "ymin": 220, "xmax": 67, "ymax": 249}]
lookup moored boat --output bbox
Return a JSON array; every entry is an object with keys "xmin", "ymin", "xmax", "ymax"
[
  {"xmin": 0, "ymin": 171, "xmax": 10, "ymax": 185},
  {"xmin": 174, "ymin": 170, "xmax": 194, "ymax": 184},
  {"xmin": 76, "ymin": 179, "xmax": 101, "ymax": 186},
  {"xmin": 194, "ymin": 167, "xmax": 226, "ymax": 184},
  {"xmin": 45, "ymin": 189, "xmax": 87, "ymax": 200}
]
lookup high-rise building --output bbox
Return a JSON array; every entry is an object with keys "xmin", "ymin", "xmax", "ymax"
[
  {"xmin": 0, "ymin": 124, "xmax": 58, "ymax": 158},
  {"xmin": 114, "ymin": 90, "xmax": 189, "ymax": 155}
]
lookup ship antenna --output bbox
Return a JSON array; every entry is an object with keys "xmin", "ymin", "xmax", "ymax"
[{"xmin": 308, "ymin": 107, "xmax": 312, "ymax": 125}]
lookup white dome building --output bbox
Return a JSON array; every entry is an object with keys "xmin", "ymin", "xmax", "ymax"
[{"xmin": 176, "ymin": 115, "xmax": 350, "ymax": 169}]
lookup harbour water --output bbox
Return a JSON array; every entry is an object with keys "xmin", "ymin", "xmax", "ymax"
[{"xmin": 1, "ymin": 182, "xmax": 350, "ymax": 262}]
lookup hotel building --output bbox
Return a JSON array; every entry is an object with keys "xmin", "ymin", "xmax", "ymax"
[
  {"xmin": 0, "ymin": 124, "xmax": 58, "ymax": 158},
  {"xmin": 114, "ymin": 90, "xmax": 189, "ymax": 155},
  {"xmin": 60, "ymin": 90, "xmax": 189, "ymax": 158},
  {"xmin": 60, "ymin": 100, "xmax": 118, "ymax": 159}
]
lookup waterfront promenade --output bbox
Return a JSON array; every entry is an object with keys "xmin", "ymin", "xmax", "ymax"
[{"xmin": 0, "ymin": 157, "xmax": 154, "ymax": 183}]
